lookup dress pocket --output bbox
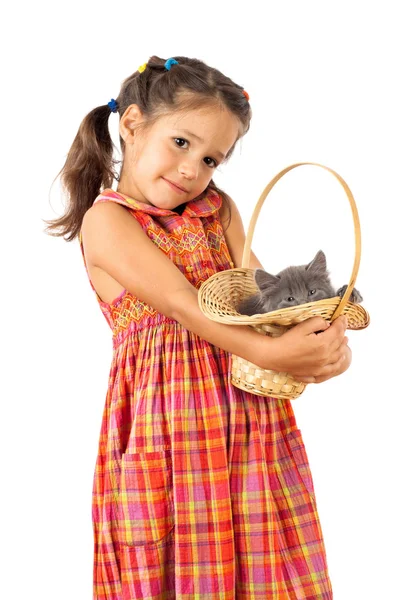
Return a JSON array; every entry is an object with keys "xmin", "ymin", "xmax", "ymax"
[
  {"xmin": 286, "ymin": 428, "xmax": 316, "ymax": 498},
  {"xmin": 117, "ymin": 449, "xmax": 174, "ymax": 547}
]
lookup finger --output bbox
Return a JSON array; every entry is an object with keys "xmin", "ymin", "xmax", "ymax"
[
  {"xmin": 325, "ymin": 317, "xmax": 348, "ymax": 351},
  {"xmin": 329, "ymin": 315, "xmax": 347, "ymax": 332},
  {"xmin": 300, "ymin": 317, "xmax": 331, "ymax": 336},
  {"xmin": 314, "ymin": 353, "xmax": 347, "ymax": 382},
  {"xmin": 326, "ymin": 348, "xmax": 344, "ymax": 366},
  {"xmin": 298, "ymin": 376, "xmax": 316, "ymax": 384},
  {"xmin": 336, "ymin": 314, "xmax": 348, "ymax": 326},
  {"xmin": 332, "ymin": 338, "xmax": 349, "ymax": 360},
  {"xmin": 296, "ymin": 342, "xmax": 350, "ymax": 384},
  {"xmin": 336, "ymin": 315, "xmax": 348, "ymax": 331},
  {"xmin": 296, "ymin": 351, "xmax": 345, "ymax": 384}
]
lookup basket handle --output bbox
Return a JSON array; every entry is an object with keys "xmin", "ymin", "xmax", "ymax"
[{"xmin": 241, "ymin": 162, "xmax": 361, "ymax": 321}]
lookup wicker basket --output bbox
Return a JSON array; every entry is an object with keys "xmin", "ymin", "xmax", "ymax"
[{"xmin": 198, "ymin": 162, "xmax": 370, "ymax": 400}]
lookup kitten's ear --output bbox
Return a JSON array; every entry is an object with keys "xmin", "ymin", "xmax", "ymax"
[
  {"xmin": 306, "ymin": 250, "xmax": 327, "ymax": 273},
  {"xmin": 254, "ymin": 269, "xmax": 280, "ymax": 291}
]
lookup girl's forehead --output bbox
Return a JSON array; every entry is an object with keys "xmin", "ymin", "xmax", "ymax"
[
  {"xmin": 156, "ymin": 107, "xmax": 240, "ymax": 142},
  {"xmin": 166, "ymin": 105, "xmax": 224, "ymax": 121}
]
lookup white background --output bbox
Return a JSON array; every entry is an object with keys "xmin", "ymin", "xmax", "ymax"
[{"xmin": 2, "ymin": 1, "xmax": 399, "ymax": 598}]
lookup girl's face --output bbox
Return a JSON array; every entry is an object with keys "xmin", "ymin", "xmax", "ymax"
[{"xmin": 118, "ymin": 104, "xmax": 240, "ymax": 210}]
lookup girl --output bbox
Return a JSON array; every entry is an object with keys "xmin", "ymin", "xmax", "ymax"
[{"xmin": 46, "ymin": 55, "xmax": 350, "ymax": 599}]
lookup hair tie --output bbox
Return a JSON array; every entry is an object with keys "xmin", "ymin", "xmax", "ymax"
[
  {"xmin": 242, "ymin": 90, "xmax": 250, "ymax": 101},
  {"xmin": 164, "ymin": 58, "xmax": 179, "ymax": 71},
  {"xmin": 107, "ymin": 98, "xmax": 118, "ymax": 113},
  {"xmin": 138, "ymin": 63, "xmax": 147, "ymax": 73}
]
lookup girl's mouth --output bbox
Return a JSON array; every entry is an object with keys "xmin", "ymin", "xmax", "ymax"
[{"xmin": 162, "ymin": 177, "xmax": 188, "ymax": 194}]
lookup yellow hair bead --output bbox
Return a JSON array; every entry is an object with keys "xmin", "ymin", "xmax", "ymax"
[{"xmin": 138, "ymin": 63, "xmax": 147, "ymax": 73}]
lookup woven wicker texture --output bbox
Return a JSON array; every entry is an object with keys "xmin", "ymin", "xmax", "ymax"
[{"xmin": 199, "ymin": 162, "xmax": 370, "ymax": 400}]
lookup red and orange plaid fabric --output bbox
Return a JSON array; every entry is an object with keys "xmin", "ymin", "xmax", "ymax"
[{"xmin": 79, "ymin": 188, "xmax": 333, "ymax": 599}]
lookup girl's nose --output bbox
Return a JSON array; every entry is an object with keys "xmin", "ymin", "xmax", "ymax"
[{"xmin": 178, "ymin": 159, "xmax": 198, "ymax": 180}]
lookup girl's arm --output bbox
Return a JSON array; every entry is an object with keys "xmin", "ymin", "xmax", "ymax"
[
  {"xmin": 81, "ymin": 202, "xmax": 348, "ymax": 380},
  {"xmin": 81, "ymin": 202, "xmax": 276, "ymax": 368}
]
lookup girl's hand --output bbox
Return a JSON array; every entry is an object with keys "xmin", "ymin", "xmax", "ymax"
[
  {"xmin": 299, "ymin": 343, "xmax": 352, "ymax": 384},
  {"xmin": 269, "ymin": 315, "xmax": 349, "ymax": 380}
]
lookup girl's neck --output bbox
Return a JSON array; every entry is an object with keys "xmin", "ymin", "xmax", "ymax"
[{"xmin": 174, "ymin": 203, "xmax": 186, "ymax": 215}]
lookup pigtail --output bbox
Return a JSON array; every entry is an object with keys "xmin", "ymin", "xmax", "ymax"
[{"xmin": 44, "ymin": 104, "xmax": 118, "ymax": 241}]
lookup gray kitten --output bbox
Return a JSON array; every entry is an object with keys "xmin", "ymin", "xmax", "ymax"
[{"xmin": 238, "ymin": 250, "xmax": 363, "ymax": 315}]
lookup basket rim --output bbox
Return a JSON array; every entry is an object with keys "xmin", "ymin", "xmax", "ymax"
[{"xmin": 198, "ymin": 267, "xmax": 370, "ymax": 329}]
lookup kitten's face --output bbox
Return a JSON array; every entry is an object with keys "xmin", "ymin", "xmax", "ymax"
[{"xmin": 254, "ymin": 250, "xmax": 336, "ymax": 312}]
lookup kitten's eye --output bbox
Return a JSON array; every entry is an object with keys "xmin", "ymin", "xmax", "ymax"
[
  {"xmin": 308, "ymin": 289, "xmax": 316, "ymax": 296},
  {"xmin": 287, "ymin": 297, "xmax": 295, "ymax": 302}
]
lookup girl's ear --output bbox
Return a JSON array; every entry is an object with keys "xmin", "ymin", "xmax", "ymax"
[{"xmin": 119, "ymin": 104, "xmax": 145, "ymax": 143}]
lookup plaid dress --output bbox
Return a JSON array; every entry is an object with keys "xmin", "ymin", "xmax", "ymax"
[{"xmin": 79, "ymin": 188, "xmax": 333, "ymax": 600}]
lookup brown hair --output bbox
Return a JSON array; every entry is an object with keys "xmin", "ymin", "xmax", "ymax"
[{"xmin": 44, "ymin": 55, "xmax": 252, "ymax": 241}]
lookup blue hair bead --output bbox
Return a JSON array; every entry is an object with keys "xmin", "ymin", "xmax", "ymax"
[
  {"xmin": 107, "ymin": 98, "xmax": 118, "ymax": 113},
  {"xmin": 164, "ymin": 58, "xmax": 179, "ymax": 71}
]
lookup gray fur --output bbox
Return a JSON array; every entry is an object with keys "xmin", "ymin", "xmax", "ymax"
[{"xmin": 237, "ymin": 250, "xmax": 363, "ymax": 315}]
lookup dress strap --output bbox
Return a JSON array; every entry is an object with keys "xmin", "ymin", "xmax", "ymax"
[
  {"xmin": 93, "ymin": 189, "xmax": 139, "ymax": 210},
  {"xmin": 93, "ymin": 188, "xmax": 175, "ymax": 215},
  {"xmin": 94, "ymin": 188, "xmax": 222, "ymax": 217}
]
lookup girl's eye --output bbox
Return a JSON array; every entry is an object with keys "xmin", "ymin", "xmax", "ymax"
[
  {"xmin": 174, "ymin": 138, "xmax": 188, "ymax": 148},
  {"xmin": 287, "ymin": 297, "xmax": 295, "ymax": 302},
  {"xmin": 308, "ymin": 289, "xmax": 316, "ymax": 295},
  {"xmin": 204, "ymin": 157, "xmax": 217, "ymax": 168}
]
